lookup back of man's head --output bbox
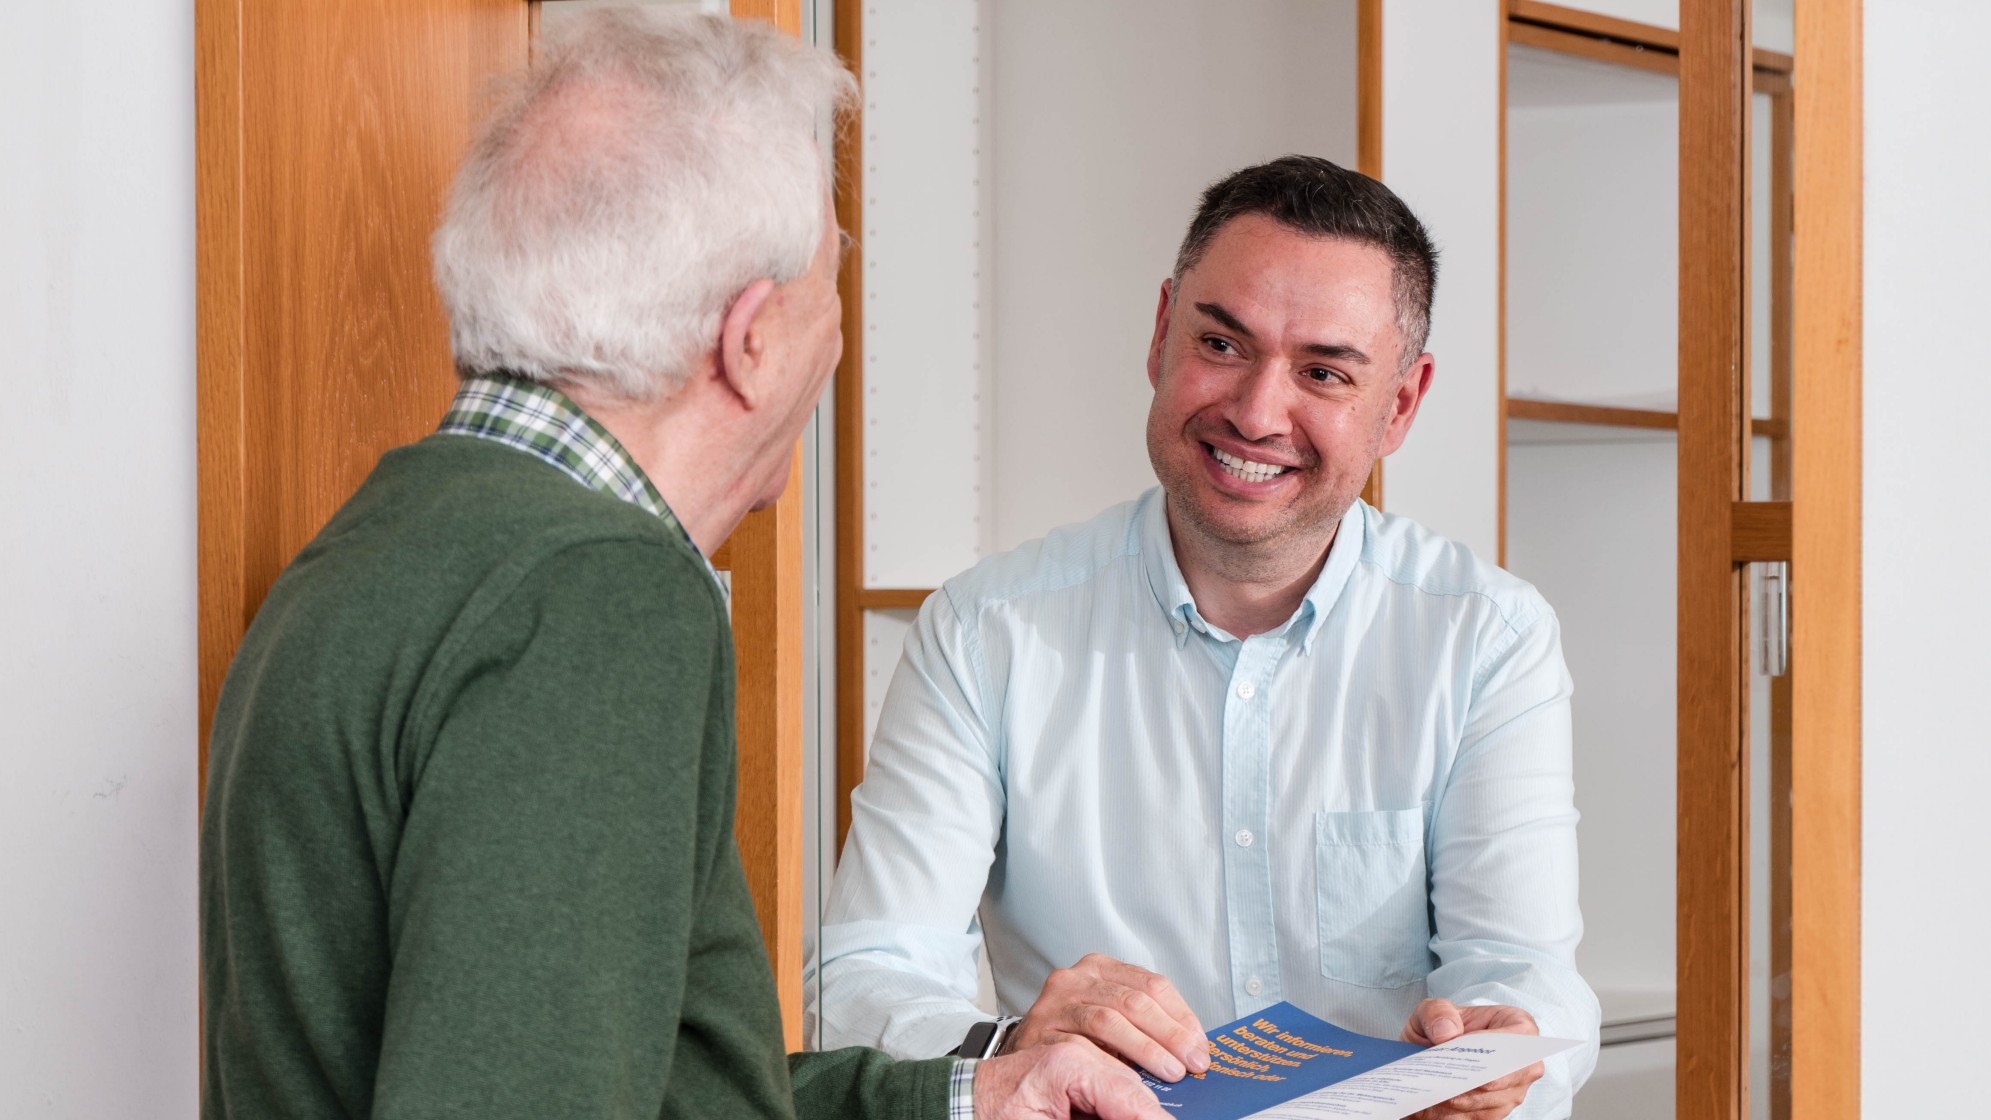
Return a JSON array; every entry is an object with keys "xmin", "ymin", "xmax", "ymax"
[
  {"xmin": 1173, "ymin": 155, "xmax": 1439, "ymax": 365},
  {"xmin": 433, "ymin": 11, "xmax": 854, "ymax": 403}
]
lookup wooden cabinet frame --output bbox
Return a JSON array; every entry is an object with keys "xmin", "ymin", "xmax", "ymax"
[{"xmin": 1501, "ymin": 2, "xmax": 1859, "ymax": 1115}]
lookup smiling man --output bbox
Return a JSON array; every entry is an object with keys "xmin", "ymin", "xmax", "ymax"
[{"xmin": 811, "ymin": 157, "xmax": 1600, "ymax": 1120}]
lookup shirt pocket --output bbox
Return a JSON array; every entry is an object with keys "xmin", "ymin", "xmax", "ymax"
[{"xmin": 1314, "ymin": 808, "xmax": 1434, "ymax": 989}]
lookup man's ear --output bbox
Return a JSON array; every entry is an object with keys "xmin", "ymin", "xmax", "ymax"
[
  {"xmin": 1146, "ymin": 278, "xmax": 1175, "ymax": 390},
  {"xmin": 717, "ymin": 277, "xmax": 778, "ymax": 407},
  {"xmin": 1377, "ymin": 352, "xmax": 1435, "ymax": 458}
]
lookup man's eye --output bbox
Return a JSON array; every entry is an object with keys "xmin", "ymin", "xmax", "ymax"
[
  {"xmin": 1204, "ymin": 337, "xmax": 1234, "ymax": 354},
  {"xmin": 1305, "ymin": 367, "xmax": 1340, "ymax": 383}
]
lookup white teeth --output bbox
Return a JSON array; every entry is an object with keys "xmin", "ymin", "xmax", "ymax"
[{"xmin": 1212, "ymin": 447, "xmax": 1291, "ymax": 484}]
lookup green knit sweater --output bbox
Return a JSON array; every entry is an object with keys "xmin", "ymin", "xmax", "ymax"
[{"xmin": 200, "ymin": 435, "xmax": 950, "ymax": 1119}]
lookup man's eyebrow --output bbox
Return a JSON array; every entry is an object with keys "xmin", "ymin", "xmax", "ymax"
[
  {"xmin": 1299, "ymin": 341, "xmax": 1372, "ymax": 365},
  {"xmin": 1194, "ymin": 300, "xmax": 1372, "ymax": 365},
  {"xmin": 1193, "ymin": 302, "xmax": 1255, "ymax": 339}
]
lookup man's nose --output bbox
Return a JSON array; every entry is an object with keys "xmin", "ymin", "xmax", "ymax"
[{"xmin": 1225, "ymin": 362, "xmax": 1292, "ymax": 442}]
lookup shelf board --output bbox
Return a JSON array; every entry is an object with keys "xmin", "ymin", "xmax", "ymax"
[
  {"xmin": 855, "ymin": 587, "xmax": 935, "ymax": 610},
  {"xmin": 1508, "ymin": 397, "xmax": 1678, "ymax": 430},
  {"xmin": 1507, "ymin": 397, "xmax": 1789, "ymax": 440}
]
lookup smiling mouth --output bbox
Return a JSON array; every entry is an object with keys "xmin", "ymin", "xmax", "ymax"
[{"xmin": 1208, "ymin": 445, "xmax": 1294, "ymax": 484}]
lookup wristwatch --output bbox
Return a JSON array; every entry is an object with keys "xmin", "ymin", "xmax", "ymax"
[{"xmin": 956, "ymin": 1015, "xmax": 1022, "ymax": 1059}]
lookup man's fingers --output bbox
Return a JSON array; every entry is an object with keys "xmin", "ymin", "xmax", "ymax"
[
  {"xmin": 1062, "ymin": 1002, "xmax": 1190, "ymax": 1081},
  {"xmin": 1405, "ymin": 998, "xmax": 1465, "ymax": 1044},
  {"xmin": 975, "ymin": 1036, "xmax": 1169, "ymax": 1120},
  {"xmin": 1066, "ymin": 1059, "xmax": 1170, "ymax": 1120},
  {"xmin": 1099, "ymin": 979, "xmax": 1209, "ymax": 1073},
  {"xmin": 1074, "ymin": 956, "xmax": 1208, "ymax": 1070}
]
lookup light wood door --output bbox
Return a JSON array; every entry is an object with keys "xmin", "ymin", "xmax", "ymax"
[
  {"xmin": 199, "ymin": 0, "xmax": 810, "ymax": 1048},
  {"xmin": 1675, "ymin": 1, "xmax": 1860, "ymax": 1117}
]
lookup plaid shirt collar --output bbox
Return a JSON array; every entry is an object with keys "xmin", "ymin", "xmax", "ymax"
[{"xmin": 437, "ymin": 373, "xmax": 702, "ymax": 559}]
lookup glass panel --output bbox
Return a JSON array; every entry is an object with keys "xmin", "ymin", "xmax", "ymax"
[
  {"xmin": 1504, "ymin": 38, "xmax": 1680, "ymax": 1116},
  {"xmin": 1749, "ymin": 85, "xmax": 1793, "ymax": 504},
  {"xmin": 1747, "ymin": 55, "xmax": 1795, "ymax": 1120}
]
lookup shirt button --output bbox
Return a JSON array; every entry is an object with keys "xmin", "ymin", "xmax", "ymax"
[
  {"xmin": 1173, "ymin": 620, "xmax": 1186, "ymax": 635},
  {"xmin": 1246, "ymin": 977, "xmax": 1263, "ymax": 996},
  {"xmin": 1236, "ymin": 681, "xmax": 1256, "ymax": 700},
  {"xmin": 1234, "ymin": 829, "xmax": 1254, "ymax": 848}
]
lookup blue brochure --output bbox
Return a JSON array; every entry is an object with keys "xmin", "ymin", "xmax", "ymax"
[
  {"xmin": 1137, "ymin": 1002, "xmax": 1425, "ymax": 1118},
  {"xmin": 1137, "ymin": 1001, "xmax": 1582, "ymax": 1119}
]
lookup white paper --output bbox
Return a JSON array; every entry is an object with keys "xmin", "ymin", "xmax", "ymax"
[{"xmin": 1241, "ymin": 1033, "xmax": 1583, "ymax": 1119}]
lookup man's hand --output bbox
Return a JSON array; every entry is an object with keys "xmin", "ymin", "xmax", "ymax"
[
  {"xmin": 1004, "ymin": 954, "xmax": 1210, "ymax": 1081},
  {"xmin": 1400, "ymin": 1000, "xmax": 1545, "ymax": 1120},
  {"xmin": 971, "ymin": 1036, "xmax": 1171, "ymax": 1120}
]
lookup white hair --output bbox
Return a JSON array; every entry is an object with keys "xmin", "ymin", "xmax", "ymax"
[{"xmin": 432, "ymin": 10, "xmax": 854, "ymax": 402}]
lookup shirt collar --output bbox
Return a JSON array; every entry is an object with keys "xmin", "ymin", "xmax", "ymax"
[
  {"xmin": 436, "ymin": 373, "xmax": 701, "ymax": 559},
  {"xmin": 1138, "ymin": 487, "xmax": 1367, "ymax": 654}
]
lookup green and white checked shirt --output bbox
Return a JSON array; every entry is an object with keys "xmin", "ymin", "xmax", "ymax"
[
  {"xmin": 438, "ymin": 374, "xmax": 684, "ymax": 532},
  {"xmin": 439, "ymin": 372, "xmax": 981, "ymax": 1119},
  {"xmin": 437, "ymin": 373, "xmax": 728, "ymax": 592}
]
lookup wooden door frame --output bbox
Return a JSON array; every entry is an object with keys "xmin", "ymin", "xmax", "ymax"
[
  {"xmin": 1676, "ymin": 2, "xmax": 1862, "ymax": 1118},
  {"xmin": 1499, "ymin": 1, "xmax": 1859, "ymax": 1113}
]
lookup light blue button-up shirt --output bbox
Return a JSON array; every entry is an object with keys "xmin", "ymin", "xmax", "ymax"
[{"xmin": 810, "ymin": 489, "xmax": 1599, "ymax": 1117}]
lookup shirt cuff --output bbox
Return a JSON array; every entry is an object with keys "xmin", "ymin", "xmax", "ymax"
[{"xmin": 949, "ymin": 1058, "xmax": 978, "ymax": 1120}]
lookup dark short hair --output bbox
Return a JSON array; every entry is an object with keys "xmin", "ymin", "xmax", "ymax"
[{"xmin": 1172, "ymin": 155, "xmax": 1439, "ymax": 364}]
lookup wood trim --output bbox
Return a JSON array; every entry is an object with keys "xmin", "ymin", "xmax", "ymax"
[
  {"xmin": 1769, "ymin": 89, "xmax": 1794, "ymax": 499},
  {"xmin": 728, "ymin": 0, "xmax": 801, "ymax": 36},
  {"xmin": 195, "ymin": 0, "xmax": 247, "ymax": 802},
  {"xmin": 1730, "ymin": 501, "xmax": 1792, "ymax": 562},
  {"xmin": 1506, "ymin": 398, "xmax": 1677, "ymax": 431},
  {"xmin": 725, "ymin": 0, "xmax": 808, "ymax": 1052},
  {"xmin": 856, "ymin": 588, "xmax": 936, "ymax": 611},
  {"xmin": 832, "ymin": 0, "xmax": 866, "ymax": 856},
  {"xmin": 1358, "ymin": 0, "xmax": 1384, "ymax": 511},
  {"xmin": 1505, "ymin": 397, "xmax": 1787, "ymax": 439},
  {"xmin": 1498, "ymin": 8, "xmax": 1508, "ymax": 568},
  {"xmin": 721, "ymin": 454, "xmax": 806, "ymax": 1052},
  {"xmin": 1754, "ymin": 68, "xmax": 1793, "ymax": 97},
  {"xmin": 1358, "ymin": 0, "xmax": 1382, "ymax": 185},
  {"xmin": 1764, "ymin": 75, "xmax": 1797, "ymax": 1120},
  {"xmin": 1508, "ymin": 20, "xmax": 1678, "ymax": 77},
  {"xmin": 1753, "ymin": 47, "xmax": 1795, "ymax": 77},
  {"xmin": 1676, "ymin": 2, "xmax": 1751, "ymax": 1117},
  {"xmin": 1788, "ymin": 0, "xmax": 1862, "ymax": 1113}
]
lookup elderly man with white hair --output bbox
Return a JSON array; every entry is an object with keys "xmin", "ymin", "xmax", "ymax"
[{"xmin": 199, "ymin": 13, "xmax": 1165, "ymax": 1120}]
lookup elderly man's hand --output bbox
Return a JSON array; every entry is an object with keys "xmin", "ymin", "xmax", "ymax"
[
  {"xmin": 971, "ymin": 1035, "xmax": 1171, "ymax": 1120},
  {"xmin": 1004, "ymin": 954, "xmax": 1211, "ymax": 1082},
  {"xmin": 1399, "ymin": 999, "xmax": 1546, "ymax": 1120}
]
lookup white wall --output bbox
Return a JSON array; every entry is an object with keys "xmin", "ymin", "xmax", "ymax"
[
  {"xmin": 1376, "ymin": 0, "xmax": 1502, "ymax": 558},
  {"xmin": 857, "ymin": 1, "xmax": 1361, "ymax": 587},
  {"xmin": 0, "ymin": 4, "xmax": 198, "ymax": 1117},
  {"xmin": 986, "ymin": 0, "xmax": 1359, "ymax": 554},
  {"xmin": 1862, "ymin": 2, "xmax": 1991, "ymax": 1112}
]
